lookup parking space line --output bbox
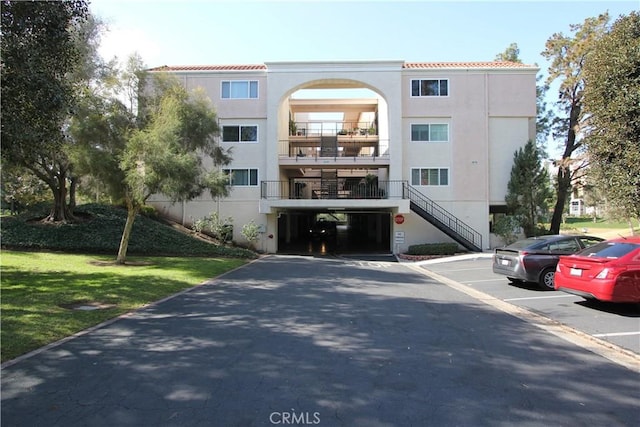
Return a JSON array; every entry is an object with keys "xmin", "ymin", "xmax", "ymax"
[
  {"xmin": 593, "ymin": 332, "xmax": 640, "ymax": 338},
  {"xmin": 408, "ymin": 264, "xmax": 640, "ymax": 372},
  {"xmin": 504, "ymin": 294, "xmax": 578, "ymax": 301},
  {"xmin": 464, "ymin": 279, "xmax": 503, "ymax": 284}
]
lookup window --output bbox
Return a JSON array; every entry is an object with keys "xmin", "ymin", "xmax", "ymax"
[
  {"xmin": 411, "ymin": 124, "xmax": 449, "ymax": 142},
  {"xmin": 223, "ymin": 168, "xmax": 258, "ymax": 186},
  {"xmin": 411, "ymin": 168, "xmax": 449, "ymax": 186},
  {"xmin": 411, "ymin": 79, "xmax": 448, "ymax": 97},
  {"xmin": 222, "ymin": 125, "xmax": 258, "ymax": 142},
  {"xmin": 221, "ymin": 80, "xmax": 258, "ymax": 99}
]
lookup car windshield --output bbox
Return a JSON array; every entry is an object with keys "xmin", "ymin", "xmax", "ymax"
[
  {"xmin": 579, "ymin": 242, "xmax": 640, "ymax": 259},
  {"xmin": 506, "ymin": 237, "xmax": 551, "ymax": 250}
]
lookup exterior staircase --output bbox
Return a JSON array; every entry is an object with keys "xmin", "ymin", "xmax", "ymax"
[{"xmin": 404, "ymin": 184, "xmax": 483, "ymax": 252}]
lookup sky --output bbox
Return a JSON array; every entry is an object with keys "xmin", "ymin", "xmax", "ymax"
[{"xmin": 90, "ymin": 0, "xmax": 638, "ymax": 71}]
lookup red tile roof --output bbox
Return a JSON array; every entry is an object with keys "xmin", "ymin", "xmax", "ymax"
[
  {"xmin": 148, "ymin": 64, "xmax": 267, "ymax": 72},
  {"xmin": 148, "ymin": 61, "xmax": 534, "ymax": 72},
  {"xmin": 403, "ymin": 61, "xmax": 534, "ymax": 69}
]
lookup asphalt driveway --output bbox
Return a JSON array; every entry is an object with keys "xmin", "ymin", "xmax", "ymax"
[{"xmin": 2, "ymin": 255, "xmax": 639, "ymax": 426}]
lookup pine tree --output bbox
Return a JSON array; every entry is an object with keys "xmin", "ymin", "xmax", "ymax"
[{"xmin": 505, "ymin": 140, "xmax": 553, "ymax": 237}]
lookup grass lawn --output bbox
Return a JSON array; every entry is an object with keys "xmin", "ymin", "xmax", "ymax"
[
  {"xmin": 1, "ymin": 250, "xmax": 248, "ymax": 363},
  {"xmin": 558, "ymin": 217, "xmax": 638, "ymax": 239}
]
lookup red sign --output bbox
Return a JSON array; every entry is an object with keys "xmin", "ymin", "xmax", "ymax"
[{"xmin": 394, "ymin": 214, "xmax": 405, "ymax": 224}]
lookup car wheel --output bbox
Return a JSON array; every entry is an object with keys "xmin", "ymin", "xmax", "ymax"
[{"xmin": 538, "ymin": 268, "xmax": 555, "ymax": 290}]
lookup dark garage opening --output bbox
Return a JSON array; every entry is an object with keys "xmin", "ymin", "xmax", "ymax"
[{"xmin": 277, "ymin": 210, "xmax": 391, "ymax": 255}]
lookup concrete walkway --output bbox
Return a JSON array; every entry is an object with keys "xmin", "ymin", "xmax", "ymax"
[{"xmin": 2, "ymin": 255, "xmax": 638, "ymax": 426}]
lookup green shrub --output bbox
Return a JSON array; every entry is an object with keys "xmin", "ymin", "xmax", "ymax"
[
  {"xmin": 241, "ymin": 220, "xmax": 261, "ymax": 249},
  {"xmin": 493, "ymin": 215, "xmax": 521, "ymax": 245},
  {"xmin": 139, "ymin": 204, "xmax": 158, "ymax": 219},
  {"xmin": 0, "ymin": 204, "xmax": 256, "ymax": 259},
  {"xmin": 192, "ymin": 211, "xmax": 234, "ymax": 242},
  {"xmin": 406, "ymin": 243, "xmax": 459, "ymax": 256}
]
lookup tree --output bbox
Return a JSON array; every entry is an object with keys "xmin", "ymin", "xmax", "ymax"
[
  {"xmin": 541, "ymin": 13, "xmax": 610, "ymax": 234},
  {"xmin": 495, "ymin": 42, "xmax": 521, "ymax": 62},
  {"xmin": 582, "ymin": 12, "xmax": 640, "ymax": 230},
  {"xmin": 505, "ymin": 140, "xmax": 553, "ymax": 237},
  {"xmin": 1, "ymin": 163, "xmax": 50, "ymax": 214},
  {"xmin": 70, "ymin": 58, "xmax": 233, "ymax": 264},
  {"xmin": 1, "ymin": 0, "xmax": 90, "ymax": 221}
]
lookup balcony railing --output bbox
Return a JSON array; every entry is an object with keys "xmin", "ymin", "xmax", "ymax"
[
  {"xmin": 261, "ymin": 180, "xmax": 406, "ymax": 200},
  {"xmin": 279, "ymin": 139, "xmax": 389, "ymax": 159},
  {"xmin": 290, "ymin": 121, "xmax": 377, "ymax": 137}
]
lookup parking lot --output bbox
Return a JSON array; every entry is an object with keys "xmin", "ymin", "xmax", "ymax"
[
  {"xmin": 414, "ymin": 255, "xmax": 640, "ymax": 356},
  {"xmin": 3, "ymin": 254, "xmax": 639, "ymax": 426}
]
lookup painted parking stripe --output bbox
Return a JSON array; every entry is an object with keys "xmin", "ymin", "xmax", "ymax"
[
  {"xmin": 504, "ymin": 294, "xmax": 578, "ymax": 301},
  {"xmin": 409, "ymin": 265, "xmax": 640, "ymax": 372},
  {"xmin": 593, "ymin": 332, "xmax": 640, "ymax": 338},
  {"xmin": 464, "ymin": 279, "xmax": 504, "ymax": 284}
]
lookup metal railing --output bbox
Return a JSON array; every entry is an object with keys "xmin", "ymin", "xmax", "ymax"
[
  {"xmin": 404, "ymin": 183, "xmax": 483, "ymax": 251},
  {"xmin": 261, "ymin": 180, "xmax": 406, "ymax": 200},
  {"xmin": 279, "ymin": 139, "xmax": 389, "ymax": 159},
  {"xmin": 290, "ymin": 121, "xmax": 377, "ymax": 137}
]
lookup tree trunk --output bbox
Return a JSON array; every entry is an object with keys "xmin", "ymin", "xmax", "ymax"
[
  {"xmin": 549, "ymin": 167, "xmax": 571, "ymax": 234},
  {"xmin": 46, "ymin": 173, "xmax": 73, "ymax": 222},
  {"xmin": 68, "ymin": 175, "xmax": 77, "ymax": 212},
  {"xmin": 116, "ymin": 202, "xmax": 140, "ymax": 264},
  {"xmin": 549, "ymin": 100, "xmax": 581, "ymax": 234}
]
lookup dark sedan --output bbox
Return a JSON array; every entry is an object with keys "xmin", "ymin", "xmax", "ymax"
[{"xmin": 492, "ymin": 234, "xmax": 604, "ymax": 290}]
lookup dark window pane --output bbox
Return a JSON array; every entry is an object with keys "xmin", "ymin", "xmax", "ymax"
[
  {"xmin": 411, "ymin": 80, "xmax": 420, "ymax": 96},
  {"xmin": 422, "ymin": 80, "xmax": 439, "ymax": 96},
  {"xmin": 411, "ymin": 124, "xmax": 429, "ymax": 141},
  {"xmin": 249, "ymin": 169, "xmax": 258, "ymax": 185},
  {"xmin": 232, "ymin": 169, "xmax": 248, "ymax": 186},
  {"xmin": 223, "ymin": 126, "xmax": 240, "ymax": 142},
  {"xmin": 411, "ymin": 169, "xmax": 420, "ymax": 185},
  {"xmin": 429, "ymin": 169, "xmax": 439, "ymax": 185},
  {"xmin": 421, "ymin": 169, "xmax": 429, "ymax": 185},
  {"xmin": 440, "ymin": 169, "xmax": 448, "ymax": 185},
  {"xmin": 221, "ymin": 82, "xmax": 230, "ymax": 99},
  {"xmin": 249, "ymin": 81, "xmax": 258, "ymax": 98},
  {"xmin": 439, "ymin": 80, "xmax": 448, "ymax": 96},
  {"xmin": 241, "ymin": 126, "xmax": 257, "ymax": 141}
]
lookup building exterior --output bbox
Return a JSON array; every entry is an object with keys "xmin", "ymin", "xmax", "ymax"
[{"xmin": 148, "ymin": 60, "xmax": 538, "ymax": 254}]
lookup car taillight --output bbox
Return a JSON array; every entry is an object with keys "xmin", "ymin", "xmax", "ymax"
[
  {"xmin": 519, "ymin": 251, "xmax": 529, "ymax": 266},
  {"xmin": 595, "ymin": 265, "xmax": 624, "ymax": 279}
]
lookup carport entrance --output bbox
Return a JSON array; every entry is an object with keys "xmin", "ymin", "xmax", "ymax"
[{"xmin": 277, "ymin": 210, "xmax": 391, "ymax": 254}]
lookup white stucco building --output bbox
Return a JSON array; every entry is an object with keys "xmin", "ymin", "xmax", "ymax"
[{"xmin": 148, "ymin": 60, "xmax": 538, "ymax": 254}]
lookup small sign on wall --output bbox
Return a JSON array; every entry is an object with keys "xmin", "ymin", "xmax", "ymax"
[{"xmin": 394, "ymin": 231, "xmax": 405, "ymax": 244}]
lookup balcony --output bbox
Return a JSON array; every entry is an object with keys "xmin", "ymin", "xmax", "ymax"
[
  {"xmin": 280, "ymin": 121, "xmax": 389, "ymax": 165},
  {"xmin": 261, "ymin": 179, "xmax": 406, "ymax": 200}
]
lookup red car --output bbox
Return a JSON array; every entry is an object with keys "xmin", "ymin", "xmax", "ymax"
[{"xmin": 554, "ymin": 237, "xmax": 640, "ymax": 303}]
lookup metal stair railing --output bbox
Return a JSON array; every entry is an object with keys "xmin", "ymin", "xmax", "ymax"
[{"xmin": 404, "ymin": 183, "xmax": 483, "ymax": 252}]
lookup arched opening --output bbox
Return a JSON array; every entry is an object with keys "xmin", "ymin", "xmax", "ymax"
[{"xmin": 274, "ymin": 79, "xmax": 394, "ymax": 255}]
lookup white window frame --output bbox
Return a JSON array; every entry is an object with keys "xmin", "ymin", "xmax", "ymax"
[
  {"xmin": 410, "ymin": 123, "xmax": 449, "ymax": 142},
  {"xmin": 410, "ymin": 79, "xmax": 449, "ymax": 97},
  {"xmin": 223, "ymin": 168, "xmax": 259, "ymax": 186},
  {"xmin": 410, "ymin": 167, "xmax": 450, "ymax": 186},
  {"xmin": 222, "ymin": 125, "xmax": 259, "ymax": 143},
  {"xmin": 221, "ymin": 80, "xmax": 259, "ymax": 99}
]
